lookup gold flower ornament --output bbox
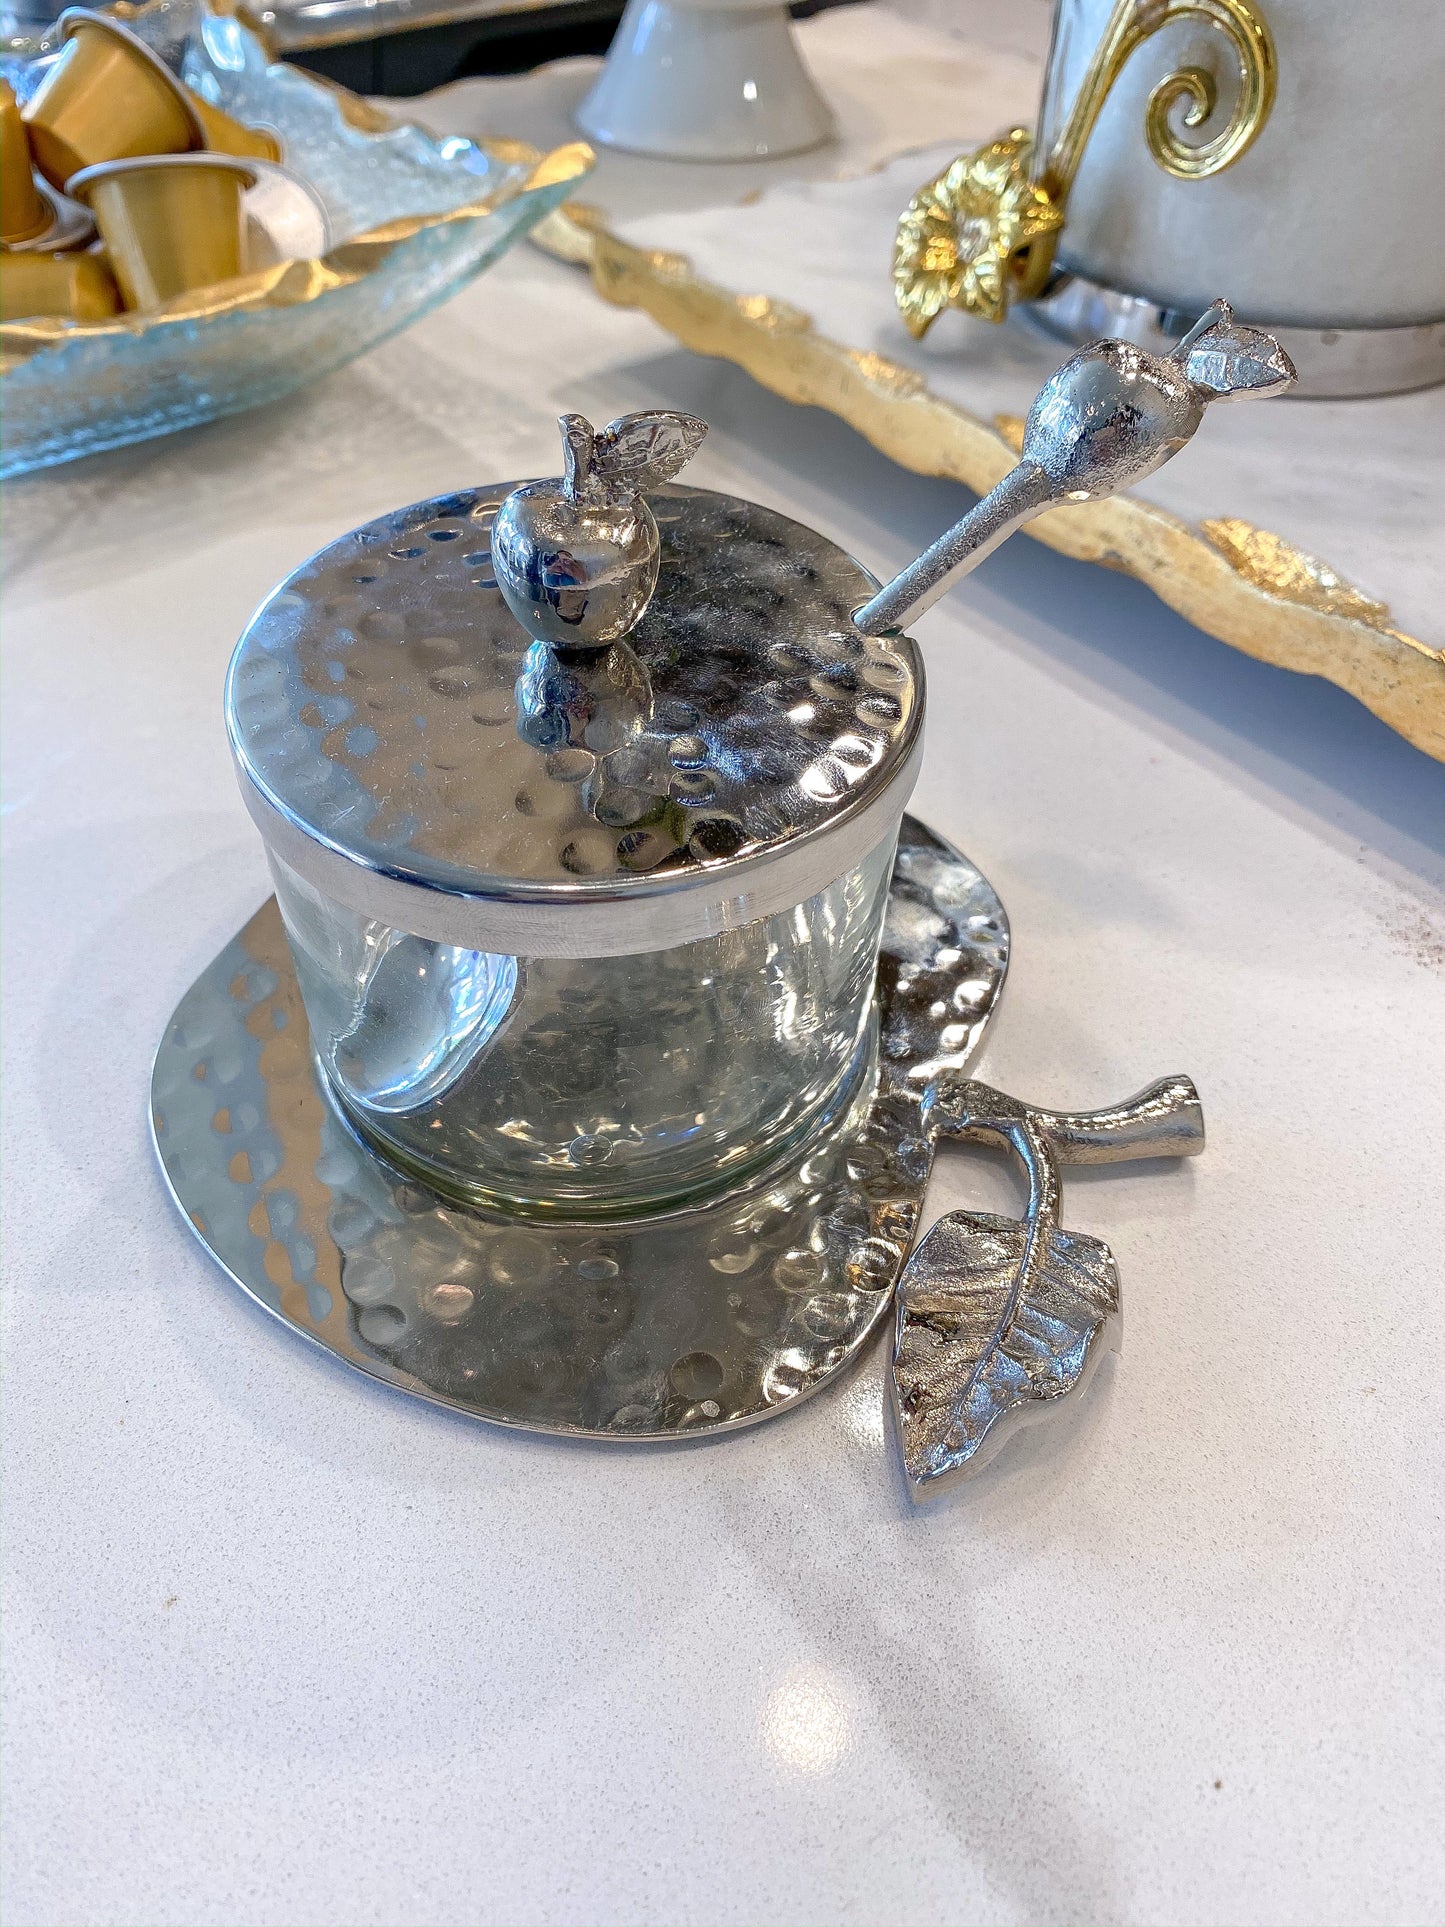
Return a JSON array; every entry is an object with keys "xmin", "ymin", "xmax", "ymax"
[
  {"xmin": 895, "ymin": 0, "xmax": 1278, "ymax": 334},
  {"xmin": 894, "ymin": 130, "xmax": 1063, "ymax": 336}
]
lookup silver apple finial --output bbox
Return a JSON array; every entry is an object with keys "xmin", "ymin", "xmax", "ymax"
[
  {"xmin": 852, "ymin": 300, "xmax": 1295, "ymax": 637},
  {"xmin": 493, "ymin": 408, "xmax": 708, "ymax": 651}
]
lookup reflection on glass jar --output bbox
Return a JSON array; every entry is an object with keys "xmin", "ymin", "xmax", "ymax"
[{"xmin": 270, "ymin": 829, "xmax": 896, "ymax": 1218}]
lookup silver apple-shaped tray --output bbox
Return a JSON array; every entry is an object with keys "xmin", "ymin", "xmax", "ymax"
[{"xmin": 151, "ymin": 818, "xmax": 1203, "ymax": 1498}]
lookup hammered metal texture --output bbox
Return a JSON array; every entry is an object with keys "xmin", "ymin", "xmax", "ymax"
[
  {"xmin": 151, "ymin": 818, "xmax": 1007, "ymax": 1439},
  {"xmin": 226, "ymin": 484, "xmax": 921, "ymax": 901}
]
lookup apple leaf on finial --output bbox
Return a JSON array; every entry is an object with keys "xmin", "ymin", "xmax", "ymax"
[
  {"xmin": 557, "ymin": 409, "xmax": 708, "ymax": 503},
  {"xmin": 593, "ymin": 410, "xmax": 708, "ymax": 489},
  {"xmin": 1169, "ymin": 296, "xmax": 1296, "ymax": 401}
]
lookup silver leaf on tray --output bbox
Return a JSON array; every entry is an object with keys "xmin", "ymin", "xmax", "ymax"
[{"xmin": 894, "ymin": 1075, "xmax": 1205, "ymax": 1497}]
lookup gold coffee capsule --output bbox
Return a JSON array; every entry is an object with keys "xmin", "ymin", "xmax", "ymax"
[
  {"xmin": 0, "ymin": 247, "xmax": 120, "ymax": 321},
  {"xmin": 187, "ymin": 92, "xmax": 283, "ymax": 165},
  {"xmin": 21, "ymin": 8, "xmax": 204, "ymax": 191},
  {"xmin": 68, "ymin": 153, "xmax": 256, "ymax": 311},
  {"xmin": 3, "ymin": 180, "xmax": 97, "ymax": 256},
  {"xmin": 1, "ymin": 80, "xmax": 51, "ymax": 244}
]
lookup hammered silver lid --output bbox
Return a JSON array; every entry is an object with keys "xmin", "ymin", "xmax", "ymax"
[{"xmin": 227, "ymin": 483, "xmax": 923, "ymax": 959}]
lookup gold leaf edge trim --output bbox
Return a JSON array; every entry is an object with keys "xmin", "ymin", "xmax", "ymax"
[{"xmin": 561, "ymin": 217, "xmax": 1443, "ymax": 764}]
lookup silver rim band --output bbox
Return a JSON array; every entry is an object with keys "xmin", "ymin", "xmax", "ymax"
[
  {"xmin": 1026, "ymin": 273, "xmax": 1445, "ymax": 400},
  {"xmin": 235, "ymin": 725, "xmax": 925, "ymax": 959}
]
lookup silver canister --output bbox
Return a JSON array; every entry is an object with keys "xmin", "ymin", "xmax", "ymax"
[
  {"xmin": 227, "ymin": 468, "xmax": 923, "ymax": 1218},
  {"xmin": 227, "ymin": 330, "xmax": 1291, "ymax": 1221},
  {"xmin": 1032, "ymin": 0, "xmax": 1445, "ymax": 395}
]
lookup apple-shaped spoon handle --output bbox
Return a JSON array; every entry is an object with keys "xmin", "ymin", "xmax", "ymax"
[
  {"xmin": 851, "ymin": 299, "xmax": 1296, "ymax": 639},
  {"xmin": 492, "ymin": 409, "xmax": 708, "ymax": 651}
]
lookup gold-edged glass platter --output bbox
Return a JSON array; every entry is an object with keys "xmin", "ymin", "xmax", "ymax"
[
  {"xmin": 549, "ymin": 149, "xmax": 1444, "ymax": 762},
  {"xmin": 0, "ymin": 5, "xmax": 590, "ymax": 476}
]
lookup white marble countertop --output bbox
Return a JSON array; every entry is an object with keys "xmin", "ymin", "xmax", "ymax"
[{"xmin": 4, "ymin": 7, "xmax": 1444, "ymax": 1923}]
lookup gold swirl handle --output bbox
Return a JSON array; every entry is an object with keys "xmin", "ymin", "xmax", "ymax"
[
  {"xmin": 1039, "ymin": 0, "xmax": 1277, "ymax": 200},
  {"xmin": 892, "ymin": 0, "xmax": 1277, "ymax": 332}
]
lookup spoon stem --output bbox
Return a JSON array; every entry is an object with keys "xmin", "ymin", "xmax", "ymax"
[{"xmin": 852, "ymin": 461, "xmax": 1060, "ymax": 638}]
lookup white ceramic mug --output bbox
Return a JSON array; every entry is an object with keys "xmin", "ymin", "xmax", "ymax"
[{"xmin": 576, "ymin": 0, "xmax": 834, "ymax": 162}]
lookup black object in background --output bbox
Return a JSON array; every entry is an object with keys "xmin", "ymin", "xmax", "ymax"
[{"xmin": 293, "ymin": 0, "xmax": 859, "ymax": 100}]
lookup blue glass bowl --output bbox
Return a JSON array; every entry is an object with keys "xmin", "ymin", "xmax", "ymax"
[{"xmin": 0, "ymin": 10, "xmax": 591, "ymax": 476}]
